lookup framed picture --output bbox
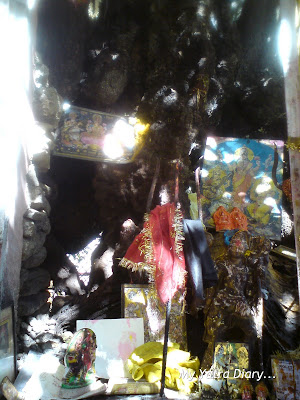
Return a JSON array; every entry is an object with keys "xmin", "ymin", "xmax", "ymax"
[
  {"xmin": 121, "ymin": 284, "xmax": 187, "ymax": 350},
  {"xmin": 270, "ymin": 245, "xmax": 297, "ymax": 262},
  {"xmin": 212, "ymin": 342, "xmax": 250, "ymax": 394},
  {"xmin": 213, "ymin": 342, "xmax": 249, "ymax": 372},
  {"xmin": 0, "ymin": 306, "xmax": 16, "ymax": 382},
  {"xmin": 53, "ymin": 105, "xmax": 148, "ymax": 163},
  {"xmin": 271, "ymin": 357, "xmax": 300, "ymax": 399},
  {"xmin": 201, "ymin": 137, "xmax": 284, "ymax": 239}
]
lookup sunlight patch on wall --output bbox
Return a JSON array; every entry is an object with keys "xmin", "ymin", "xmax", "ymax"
[
  {"xmin": 282, "ymin": 209, "xmax": 293, "ymax": 236},
  {"xmin": 0, "ymin": 1, "xmax": 33, "ymax": 221},
  {"xmin": 278, "ymin": 19, "xmax": 292, "ymax": 75},
  {"xmin": 67, "ymin": 236, "xmax": 102, "ymax": 285}
]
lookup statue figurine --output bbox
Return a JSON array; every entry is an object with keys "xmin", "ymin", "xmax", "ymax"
[
  {"xmin": 213, "ymin": 206, "xmax": 234, "ymax": 231},
  {"xmin": 202, "ymin": 230, "xmax": 270, "ymax": 368},
  {"xmin": 62, "ymin": 328, "xmax": 97, "ymax": 389},
  {"xmin": 240, "ymin": 379, "xmax": 253, "ymax": 400},
  {"xmin": 213, "ymin": 206, "xmax": 248, "ymax": 231},
  {"xmin": 255, "ymin": 382, "xmax": 269, "ymax": 400},
  {"xmin": 230, "ymin": 207, "xmax": 248, "ymax": 231}
]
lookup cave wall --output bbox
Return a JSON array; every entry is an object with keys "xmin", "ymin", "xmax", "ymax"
[
  {"xmin": 14, "ymin": 0, "xmax": 299, "ymax": 367},
  {"xmin": 36, "ymin": 0, "xmax": 286, "ymax": 139},
  {"xmin": 33, "ymin": 0, "xmax": 288, "ymax": 254}
]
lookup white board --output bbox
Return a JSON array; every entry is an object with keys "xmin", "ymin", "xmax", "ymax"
[{"xmin": 76, "ymin": 318, "xmax": 144, "ymax": 379}]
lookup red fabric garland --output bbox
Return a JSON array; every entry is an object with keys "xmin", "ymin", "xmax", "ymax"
[{"xmin": 120, "ymin": 203, "xmax": 186, "ymax": 303}]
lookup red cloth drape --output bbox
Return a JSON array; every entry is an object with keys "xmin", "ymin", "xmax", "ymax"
[{"xmin": 120, "ymin": 203, "xmax": 186, "ymax": 303}]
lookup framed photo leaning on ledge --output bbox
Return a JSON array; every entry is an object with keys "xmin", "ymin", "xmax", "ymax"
[{"xmin": 0, "ymin": 305, "xmax": 16, "ymax": 383}]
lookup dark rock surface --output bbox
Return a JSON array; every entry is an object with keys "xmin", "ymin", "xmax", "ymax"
[
  {"xmin": 16, "ymin": 0, "xmax": 298, "ymax": 380},
  {"xmin": 34, "ymin": 0, "xmax": 288, "ymax": 256},
  {"xmin": 18, "ymin": 291, "xmax": 50, "ymax": 317},
  {"xmin": 32, "ymin": 2, "xmax": 287, "ymax": 246},
  {"xmin": 20, "ymin": 268, "xmax": 51, "ymax": 296},
  {"xmin": 22, "ymin": 247, "xmax": 47, "ymax": 270},
  {"xmin": 36, "ymin": 0, "xmax": 285, "ymax": 140}
]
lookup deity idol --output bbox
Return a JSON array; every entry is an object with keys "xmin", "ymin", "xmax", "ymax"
[{"xmin": 202, "ymin": 230, "xmax": 270, "ymax": 369}]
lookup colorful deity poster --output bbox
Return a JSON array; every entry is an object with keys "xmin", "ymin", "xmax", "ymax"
[
  {"xmin": 213, "ymin": 342, "xmax": 250, "ymax": 393},
  {"xmin": 213, "ymin": 342, "xmax": 249, "ymax": 377},
  {"xmin": 201, "ymin": 137, "xmax": 284, "ymax": 240},
  {"xmin": 53, "ymin": 106, "xmax": 148, "ymax": 163}
]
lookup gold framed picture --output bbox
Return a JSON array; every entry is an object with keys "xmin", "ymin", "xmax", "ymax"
[
  {"xmin": 53, "ymin": 106, "xmax": 148, "ymax": 163},
  {"xmin": 213, "ymin": 342, "xmax": 249, "ymax": 377},
  {"xmin": 121, "ymin": 284, "xmax": 187, "ymax": 350}
]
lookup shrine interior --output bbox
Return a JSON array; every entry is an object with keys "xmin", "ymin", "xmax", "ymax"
[{"xmin": 0, "ymin": 0, "xmax": 299, "ymax": 399}]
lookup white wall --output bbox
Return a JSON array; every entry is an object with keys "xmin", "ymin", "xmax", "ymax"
[{"xmin": 0, "ymin": 0, "xmax": 33, "ymax": 382}]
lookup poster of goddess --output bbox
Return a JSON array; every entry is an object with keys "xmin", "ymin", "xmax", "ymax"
[
  {"xmin": 200, "ymin": 137, "xmax": 284, "ymax": 239},
  {"xmin": 53, "ymin": 106, "xmax": 147, "ymax": 163}
]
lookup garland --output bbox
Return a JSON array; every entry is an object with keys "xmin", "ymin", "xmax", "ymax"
[{"xmin": 285, "ymin": 137, "xmax": 300, "ymax": 152}]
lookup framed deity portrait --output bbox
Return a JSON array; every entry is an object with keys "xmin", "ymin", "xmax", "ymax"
[
  {"xmin": 121, "ymin": 284, "xmax": 187, "ymax": 350},
  {"xmin": 200, "ymin": 137, "xmax": 284, "ymax": 240},
  {"xmin": 213, "ymin": 342, "xmax": 249, "ymax": 374},
  {"xmin": 53, "ymin": 106, "xmax": 148, "ymax": 163},
  {"xmin": 0, "ymin": 306, "xmax": 16, "ymax": 382}
]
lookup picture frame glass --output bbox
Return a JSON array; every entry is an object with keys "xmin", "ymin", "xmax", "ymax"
[
  {"xmin": 53, "ymin": 106, "xmax": 138, "ymax": 163},
  {"xmin": 122, "ymin": 284, "xmax": 187, "ymax": 350},
  {"xmin": 0, "ymin": 306, "xmax": 15, "ymax": 382},
  {"xmin": 201, "ymin": 137, "xmax": 284, "ymax": 239}
]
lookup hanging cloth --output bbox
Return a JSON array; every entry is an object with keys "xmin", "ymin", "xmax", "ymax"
[
  {"xmin": 120, "ymin": 203, "xmax": 186, "ymax": 304},
  {"xmin": 183, "ymin": 219, "xmax": 217, "ymax": 300}
]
